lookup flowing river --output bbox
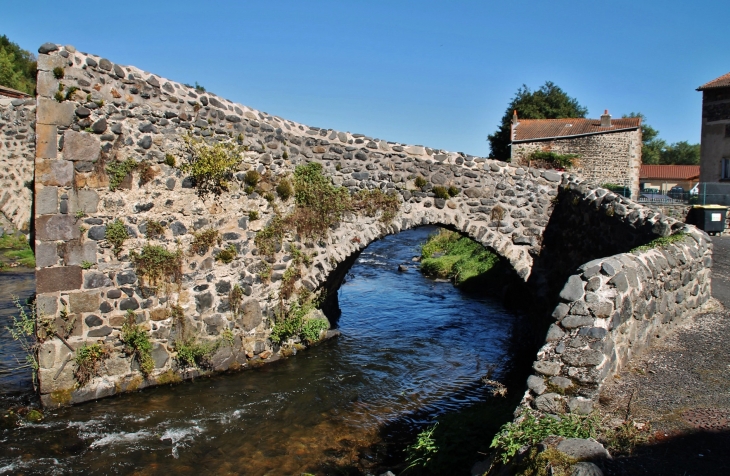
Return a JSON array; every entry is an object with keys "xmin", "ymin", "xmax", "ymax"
[{"xmin": 0, "ymin": 226, "xmax": 520, "ymax": 475}]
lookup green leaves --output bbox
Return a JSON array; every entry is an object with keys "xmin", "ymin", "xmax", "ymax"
[
  {"xmin": 488, "ymin": 81, "xmax": 588, "ymax": 160},
  {"xmin": 180, "ymin": 134, "xmax": 243, "ymax": 200},
  {"xmin": 121, "ymin": 312, "xmax": 154, "ymax": 376},
  {"xmin": 490, "ymin": 410, "xmax": 599, "ymax": 463},
  {"xmin": 105, "ymin": 219, "xmax": 129, "ymax": 258}
]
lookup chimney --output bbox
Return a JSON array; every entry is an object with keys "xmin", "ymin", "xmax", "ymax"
[
  {"xmin": 512, "ymin": 110, "xmax": 518, "ymax": 124},
  {"xmin": 600, "ymin": 109, "xmax": 611, "ymax": 127}
]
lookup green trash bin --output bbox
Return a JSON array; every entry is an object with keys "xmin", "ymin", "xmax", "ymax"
[{"xmin": 692, "ymin": 205, "xmax": 727, "ymax": 234}]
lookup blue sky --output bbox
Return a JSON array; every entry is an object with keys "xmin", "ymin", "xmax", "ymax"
[{"xmin": 2, "ymin": 1, "xmax": 728, "ymax": 157}]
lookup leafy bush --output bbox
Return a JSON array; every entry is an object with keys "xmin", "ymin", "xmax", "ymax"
[
  {"xmin": 404, "ymin": 424, "xmax": 439, "ymax": 472},
  {"xmin": 74, "ymin": 343, "xmax": 110, "ymax": 386},
  {"xmin": 276, "ymin": 178, "xmax": 293, "ymax": 200},
  {"xmin": 175, "ymin": 339, "xmax": 218, "ymax": 369},
  {"xmin": 414, "ymin": 176, "xmax": 427, "ymax": 188},
  {"xmin": 244, "ymin": 170, "xmax": 261, "ymax": 187},
  {"xmin": 301, "ymin": 318, "xmax": 328, "ymax": 344},
  {"xmin": 490, "ymin": 410, "xmax": 599, "ymax": 463},
  {"xmin": 270, "ymin": 296, "xmax": 327, "ymax": 345},
  {"xmin": 120, "ymin": 312, "xmax": 154, "ymax": 377},
  {"xmin": 447, "ymin": 185, "xmax": 460, "ymax": 197},
  {"xmin": 351, "ymin": 188, "xmax": 400, "ymax": 223},
  {"xmin": 189, "ymin": 228, "xmax": 220, "ymax": 255},
  {"xmin": 432, "ymin": 186, "xmax": 450, "ymax": 199},
  {"xmin": 130, "ymin": 244, "xmax": 183, "ymax": 290},
  {"xmin": 105, "ymin": 219, "xmax": 129, "ymax": 258},
  {"xmin": 529, "ymin": 150, "xmax": 577, "ymax": 169},
  {"xmin": 288, "ymin": 162, "xmax": 351, "ymax": 239},
  {"xmin": 215, "ymin": 244, "xmax": 238, "ymax": 264},
  {"xmin": 106, "ymin": 158, "xmax": 138, "ymax": 191},
  {"xmin": 180, "ymin": 134, "xmax": 243, "ymax": 199},
  {"xmin": 144, "ymin": 220, "xmax": 166, "ymax": 239}
]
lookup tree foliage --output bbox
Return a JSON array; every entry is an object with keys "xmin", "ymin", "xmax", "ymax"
[
  {"xmin": 488, "ymin": 81, "xmax": 588, "ymax": 160},
  {"xmin": 623, "ymin": 112, "xmax": 699, "ymax": 165},
  {"xmin": 0, "ymin": 35, "xmax": 36, "ymax": 94}
]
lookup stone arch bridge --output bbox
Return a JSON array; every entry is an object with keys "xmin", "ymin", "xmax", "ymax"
[{"xmin": 25, "ymin": 44, "xmax": 711, "ymax": 414}]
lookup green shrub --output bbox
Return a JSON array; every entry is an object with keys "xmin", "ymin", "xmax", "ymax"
[
  {"xmin": 414, "ymin": 176, "xmax": 427, "ymax": 188},
  {"xmin": 120, "ymin": 312, "xmax": 154, "ymax": 377},
  {"xmin": 244, "ymin": 170, "xmax": 261, "ymax": 187},
  {"xmin": 404, "ymin": 424, "xmax": 439, "ymax": 472},
  {"xmin": 254, "ymin": 214, "xmax": 286, "ymax": 258},
  {"xmin": 175, "ymin": 339, "xmax": 218, "ymax": 369},
  {"xmin": 280, "ymin": 265, "xmax": 301, "ymax": 300},
  {"xmin": 300, "ymin": 317, "xmax": 328, "ymax": 344},
  {"xmin": 74, "ymin": 343, "xmax": 110, "ymax": 386},
  {"xmin": 81, "ymin": 260, "xmax": 94, "ymax": 270},
  {"xmin": 130, "ymin": 244, "xmax": 183, "ymax": 291},
  {"xmin": 144, "ymin": 220, "xmax": 166, "ymax": 239},
  {"xmin": 215, "ymin": 244, "xmax": 238, "ymax": 264},
  {"xmin": 189, "ymin": 228, "xmax": 220, "ymax": 255},
  {"xmin": 180, "ymin": 134, "xmax": 243, "ymax": 199},
  {"xmin": 248, "ymin": 210, "xmax": 259, "ymax": 221},
  {"xmin": 432, "ymin": 186, "xmax": 450, "ymax": 199},
  {"xmin": 264, "ymin": 191, "xmax": 276, "ymax": 203},
  {"xmin": 164, "ymin": 153, "xmax": 176, "ymax": 167},
  {"xmin": 276, "ymin": 178, "xmax": 293, "ymax": 200},
  {"xmin": 52, "ymin": 66, "xmax": 64, "ymax": 79},
  {"xmin": 490, "ymin": 410, "xmax": 599, "ymax": 463},
  {"xmin": 529, "ymin": 150, "xmax": 578, "ymax": 169},
  {"xmin": 351, "ymin": 188, "xmax": 400, "ymax": 223},
  {"xmin": 105, "ymin": 219, "xmax": 129, "ymax": 258},
  {"xmin": 447, "ymin": 185, "xmax": 460, "ymax": 197},
  {"xmin": 106, "ymin": 158, "xmax": 138, "ymax": 191}
]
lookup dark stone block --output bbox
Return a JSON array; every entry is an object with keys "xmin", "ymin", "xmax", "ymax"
[
  {"xmin": 119, "ymin": 297, "xmax": 139, "ymax": 311},
  {"xmin": 85, "ymin": 315, "xmax": 103, "ymax": 328},
  {"xmin": 170, "ymin": 221, "xmax": 187, "ymax": 236},
  {"xmin": 196, "ymin": 291, "xmax": 214, "ymax": 312},
  {"xmin": 99, "ymin": 301, "xmax": 113, "ymax": 313},
  {"xmin": 37, "ymin": 266, "xmax": 83, "ymax": 293},
  {"xmin": 106, "ymin": 289, "xmax": 122, "ymax": 299},
  {"xmin": 215, "ymin": 280, "xmax": 231, "ymax": 295},
  {"xmin": 84, "ymin": 272, "xmax": 113, "ymax": 289},
  {"xmin": 87, "ymin": 326, "xmax": 112, "ymax": 337},
  {"xmin": 117, "ymin": 270, "xmax": 137, "ymax": 285}
]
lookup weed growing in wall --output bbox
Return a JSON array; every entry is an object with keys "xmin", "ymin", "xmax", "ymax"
[
  {"xmin": 130, "ymin": 244, "xmax": 183, "ymax": 292},
  {"xmin": 270, "ymin": 293, "xmax": 327, "ymax": 345},
  {"xmin": 73, "ymin": 343, "xmax": 110, "ymax": 387},
  {"xmin": 144, "ymin": 220, "xmax": 166, "ymax": 239},
  {"xmin": 414, "ymin": 176, "xmax": 427, "ymax": 189},
  {"xmin": 229, "ymin": 284, "xmax": 245, "ymax": 319},
  {"xmin": 244, "ymin": 170, "xmax": 261, "ymax": 187},
  {"xmin": 52, "ymin": 66, "xmax": 64, "ymax": 79},
  {"xmin": 180, "ymin": 134, "xmax": 243, "ymax": 200},
  {"xmin": 276, "ymin": 178, "xmax": 293, "ymax": 201},
  {"xmin": 120, "ymin": 311, "xmax": 154, "ymax": 377},
  {"xmin": 106, "ymin": 158, "xmax": 138, "ymax": 191},
  {"xmin": 137, "ymin": 160, "xmax": 155, "ymax": 185},
  {"xmin": 215, "ymin": 244, "xmax": 238, "ymax": 264},
  {"xmin": 189, "ymin": 229, "xmax": 221, "ymax": 255},
  {"xmin": 164, "ymin": 154, "xmax": 176, "ymax": 167},
  {"xmin": 174, "ymin": 339, "xmax": 218, "ymax": 369},
  {"xmin": 631, "ymin": 233, "xmax": 687, "ymax": 253},
  {"xmin": 351, "ymin": 188, "xmax": 400, "ymax": 223},
  {"xmin": 105, "ymin": 219, "xmax": 129, "ymax": 258},
  {"xmin": 529, "ymin": 150, "xmax": 578, "ymax": 169},
  {"xmin": 490, "ymin": 410, "xmax": 599, "ymax": 464}
]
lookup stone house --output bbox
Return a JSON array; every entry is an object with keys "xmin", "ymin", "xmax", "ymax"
[
  {"xmin": 698, "ymin": 71, "xmax": 730, "ymax": 182},
  {"xmin": 510, "ymin": 111, "xmax": 642, "ymax": 198}
]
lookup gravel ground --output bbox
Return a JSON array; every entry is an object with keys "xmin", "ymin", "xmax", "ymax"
[{"xmin": 597, "ymin": 236, "xmax": 730, "ymax": 475}]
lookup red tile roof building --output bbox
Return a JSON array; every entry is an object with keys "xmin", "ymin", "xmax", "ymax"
[{"xmin": 510, "ymin": 111, "xmax": 642, "ymax": 199}]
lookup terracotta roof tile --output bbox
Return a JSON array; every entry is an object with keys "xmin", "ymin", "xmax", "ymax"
[
  {"xmin": 697, "ymin": 72, "xmax": 730, "ymax": 91},
  {"xmin": 0, "ymin": 85, "xmax": 31, "ymax": 99},
  {"xmin": 639, "ymin": 165, "xmax": 700, "ymax": 180},
  {"xmin": 512, "ymin": 117, "xmax": 641, "ymax": 142}
]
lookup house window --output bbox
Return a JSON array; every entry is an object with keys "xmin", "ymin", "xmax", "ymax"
[{"xmin": 723, "ymin": 158, "xmax": 730, "ymax": 179}]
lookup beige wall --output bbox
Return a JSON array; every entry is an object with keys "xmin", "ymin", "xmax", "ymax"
[
  {"xmin": 511, "ymin": 129, "xmax": 642, "ymax": 199},
  {"xmin": 699, "ymin": 88, "xmax": 730, "ymax": 182}
]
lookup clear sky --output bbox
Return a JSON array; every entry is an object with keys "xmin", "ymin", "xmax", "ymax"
[{"xmin": 2, "ymin": 0, "xmax": 728, "ymax": 157}]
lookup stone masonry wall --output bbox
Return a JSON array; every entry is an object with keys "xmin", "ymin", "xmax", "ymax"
[
  {"xmin": 522, "ymin": 180, "xmax": 712, "ymax": 416},
  {"xmin": 0, "ymin": 97, "xmax": 35, "ymax": 236},
  {"xmin": 512, "ymin": 129, "xmax": 642, "ymax": 200},
  {"xmin": 30, "ymin": 43, "xmax": 711, "ymax": 410},
  {"xmin": 32, "ymin": 43, "xmax": 566, "ymax": 406}
]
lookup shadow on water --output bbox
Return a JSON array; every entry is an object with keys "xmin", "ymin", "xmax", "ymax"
[{"xmin": 0, "ymin": 270, "xmax": 36, "ymax": 402}]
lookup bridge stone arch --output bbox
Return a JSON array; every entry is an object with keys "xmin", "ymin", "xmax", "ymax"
[{"xmin": 30, "ymin": 44, "xmax": 711, "ymax": 414}]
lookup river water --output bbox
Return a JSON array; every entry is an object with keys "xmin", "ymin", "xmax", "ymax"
[{"xmin": 0, "ymin": 226, "xmax": 519, "ymax": 475}]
